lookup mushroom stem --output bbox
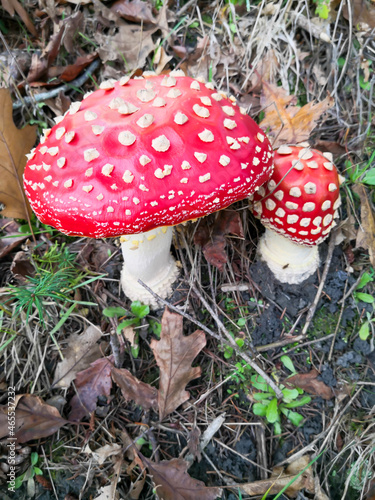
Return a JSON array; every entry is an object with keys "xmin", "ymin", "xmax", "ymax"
[
  {"xmin": 258, "ymin": 228, "xmax": 319, "ymax": 284},
  {"xmin": 120, "ymin": 226, "xmax": 179, "ymax": 308}
]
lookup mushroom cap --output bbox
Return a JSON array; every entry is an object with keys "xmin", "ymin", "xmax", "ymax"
[
  {"xmin": 251, "ymin": 145, "xmax": 341, "ymax": 246},
  {"xmin": 24, "ymin": 73, "xmax": 274, "ymax": 238}
]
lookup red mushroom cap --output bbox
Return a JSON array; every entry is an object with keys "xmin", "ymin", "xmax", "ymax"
[
  {"xmin": 24, "ymin": 73, "xmax": 273, "ymax": 238},
  {"xmin": 251, "ymin": 145, "xmax": 341, "ymax": 246}
]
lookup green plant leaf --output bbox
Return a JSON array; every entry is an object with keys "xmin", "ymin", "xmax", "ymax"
[
  {"xmin": 103, "ymin": 306, "xmax": 129, "ymax": 318},
  {"xmin": 283, "ymin": 396, "xmax": 311, "ymax": 408},
  {"xmin": 354, "ymin": 292, "xmax": 374, "ymax": 304},
  {"xmin": 266, "ymin": 398, "xmax": 279, "ymax": 423},
  {"xmin": 251, "ymin": 375, "xmax": 269, "ymax": 392},
  {"xmin": 274, "ymin": 420, "xmax": 282, "ymax": 436},
  {"xmin": 131, "ymin": 301, "xmax": 150, "ymax": 318},
  {"xmin": 30, "ymin": 452, "xmax": 38, "ymax": 466},
  {"xmin": 235, "ymin": 337, "xmax": 244, "ymax": 348},
  {"xmin": 117, "ymin": 319, "xmax": 138, "ymax": 332},
  {"xmin": 253, "ymin": 403, "xmax": 267, "ymax": 416},
  {"xmin": 33, "ymin": 467, "xmax": 43, "ymax": 476},
  {"xmin": 359, "ymin": 321, "xmax": 370, "ymax": 341},
  {"xmin": 280, "ymin": 355, "xmax": 297, "ymax": 374},
  {"xmin": 224, "ymin": 347, "xmax": 233, "ymax": 359},
  {"xmin": 363, "ymin": 168, "xmax": 375, "ymax": 185},
  {"xmin": 253, "ymin": 392, "xmax": 274, "ymax": 401},
  {"xmin": 356, "ymin": 272, "xmax": 374, "ymax": 290},
  {"xmin": 280, "ymin": 408, "xmax": 304, "ymax": 426},
  {"xmin": 281, "ymin": 388, "xmax": 300, "ymax": 402}
]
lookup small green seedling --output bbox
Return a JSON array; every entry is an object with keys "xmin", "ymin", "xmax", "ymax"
[
  {"xmin": 14, "ymin": 452, "xmax": 43, "ymax": 496},
  {"xmin": 251, "ymin": 356, "xmax": 311, "ymax": 435},
  {"xmin": 354, "ymin": 270, "xmax": 374, "ymax": 305},
  {"xmin": 313, "ymin": 0, "xmax": 330, "ymax": 19},
  {"xmin": 103, "ymin": 301, "xmax": 155, "ymax": 358}
]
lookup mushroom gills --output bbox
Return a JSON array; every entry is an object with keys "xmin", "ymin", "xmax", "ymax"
[
  {"xmin": 258, "ymin": 229, "xmax": 319, "ymax": 284},
  {"xmin": 120, "ymin": 226, "xmax": 179, "ymax": 308}
]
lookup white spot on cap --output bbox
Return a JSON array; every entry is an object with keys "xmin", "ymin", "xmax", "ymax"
[
  {"xmin": 26, "ymin": 149, "xmax": 36, "ymax": 161},
  {"xmin": 323, "ymin": 162, "xmax": 334, "ymax": 171},
  {"xmin": 198, "ymin": 129, "xmax": 214, "ymax": 142},
  {"xmin": 200, "ymin": 96, "xmax": 212, "ymax": 106},
  {"xmin": 174, "ymin": 112, "xmax": 188, "ymax": 125},
  {"xmin": 100, "ymin": 79, "xmax": 116, "ymax": 90},
  {"xmin": 97, "ymin": 193, "xmax": 104, "ymax": 200},
  {"xmin": 211, "ymin": 93, "xmax": 222, "ymax": 101},
  {"xmin": 170, "ymin": 69, "xmax": 185, "ymax": 77},
  {"xmin": 313, "ymin": 216, "xmax": 322, "ymax": 226},
  {"xmin": 84, "ymin": 148, "xmax": 100, "ymax": 162},
  {"xmin": 328, "ymin": 183, "xmax": 337, "ymax": 192},
  {"xmin": 241, "ymin": 163, "xmax": 248, "ymax": 169},
  {"xmin": 190, "ymin": 81, "xmax": 200, "ymax": 90},
  {"xmin": 137, "ymin": 114, "xmax": 154, "ymax": 128},
  {"xmin": 257, "ymin": 132, "xmax": 265, "ymax": 143},
  {"xmin": 292, "ymin": 159, "xmax": 303, "ymax": 170},
  {"xmin": 180, "ymin": 178, "xmax": 188, "ymax": 183},
  {"xmin": 276, "ymin": 208, "xmax": 286, "ymax": 217},
  {"xmin": 333, "ymin": 197, "xmax": 341, "ymax": 209},
  {"xmin": 152, "ymin": 135, "xmax": 170, "ymax": 152},
  {"xmin": 108, "ymin": 97, "xmax": 125, "ymax": 109},
  {"xmin": 322, "ymin": 200, "xmax": 331, "ymax": 211},
  {"xmin": 118, "ymin": 102, "xmax": 140, "ymax": 115},
  {"xmin": 85, "ymin": 168, "xmax": 93, "ymax": 177},
  {"xmin": 304, "ymin": 182, "xmax": 317, "ymax": 194},
  {"xmin": 181, "ymin": 161, "xmax": 191, "ymax": 170},
  {"xmin": 69, "ymin": 102, "xmax": 81, "ymax": 114},
  {"xmin": 193, "ymin": 104, "xmax": 210, "ymax": 118},
  {"xmin": 137, "ymin": 89, "xmax": 155, "ymax": 102},
  {"xmin": 152, "ymin": 97, "xmax": 166, "ymax": 107},
  {"xmin": 102, "ymin": 164, "xmax": 114, "ymax": 176},
  {"xmin": 268, "ymin": 180, "xmax": 276, "ymax": 191},
  {"xmin": 84, "ymin": 111, "xmax": 97, "ymax": 122},
  {"xmin": 42, "ymin": 163, "xmax": 51, "ymax": 171},
  {"xmin": 154, "ymin": 165, "xmax": 173, "ymax": 179},
  {"xmin": 55, "ymin": 127, "xmax": 65, "ymax": 140},
  {"xmin": 57, "ymin": 157, "xmax": 66, "ymax": 168},
  {"xmin": 285, "ymin": 201, "xmax": 298, "ymax": 209},
  {"xmin": 277, "ymin": 145, "xmax": 293, "ymax": 155},
  {"xmin": 107, "ymin": 207, "xmax": 114, "ymax": 213},
  {"xmin": 65, "ymin": 131, "xmax": 75, "ymax": 143},
  {"xmin": 238, "ymin": 136, "xmax": 250, "ymax": 143},
  {"xmin": 199, "ymin": 173, "xmax": 211, "ymax": 183},
  {"xmin": 44, "ymin": 175, "xmax": 52, "ymax": 182},
  {"xmin": 300, "ymin": 218, "xmax": 311, "ymax": 227},
  {"xmin": 287, "ymin": 214, "xmax": 299, "ymax": 224},
  {"xmin": 230, "ymin": 141, "xmax": 240, "ymax": 150},
  {"xmin": 222, "ymin": 106, "xmax": 235, "ymax": 116},
  {"xmin": 253, "ymin": 157, "xmax": 260, "ymax": 166},
  {"xmin": 274, "ymin": 190, "xmax": 284, "ymax": 201},
  {"xmin": 139, "ymin": 155, "xmax": 151, "ymax": 166},
  {"xmin": 125, "ymin": 209, "xmax": 131, "ymax": 215},
  {"xmin": 161, "ymin": 75, "xmax": 176, "ymax": 87},
  {"xmin": 92, "ymin": 125, "xmax": 105, "ymax": 135},
  {"xmin": 47, "ymin": 147, "xmax": 58, "ymax": 156},
  {"xmin": 82, "ymin": 185, "xmax": 93, "ymax": 193},
  {"xmin": 289, "ymin": 187, "xmax": 302, "ymax": 197},
  {"xmin": 167, "ymin": 88, "xmax": 182, "ymax": 98},
  {"xmin": 64, "ymin": 179, "xmax": 73, "ymax": 188},
  {"xmin": 219, "ymin": 155, "xmax": 230, "ymax": 166},
  {"xmin": 123, "ymin": 170, "xmax": 134, "ymax": 183},
  {"xmin": 303, "ymin": 202, "xmax": 315, "ymax": 212},
  {"xmin": 224, "ymin": 119, "xmax": 237, "ymax": 130},
  {"xmin": 307, "ymin": 160, "xmax": 318, "ymax": 169},
  {"xmin": 119, "ymin": 76, "xmax": 130, "ymax": 86},
  {"xmin": 287, "ymin": 227, "xmax": 297, "ymax": 233},
  {"xmin": 133, "ymin": 197, "xmax": 140, "ymax": 204},
  {"xmin": 119, "ymin": 131, "xmax": 136, "ymax": 146},
  {"xmin": 298, "ymin": 148, "xmax": 313, "ymax": 159},
  {"xmin": 139, "ymin": 184, "xmax": 149, "ymax": 191},
  {"xmin": 323, "ymin": 152, "xmax": 333, "ymax": 162},
  {"xmin": 265, "ymin": 199, "xmax": 276, "ymax": 210},
  {"xmin": 311, "ymin": 227, "xmax": 322, "ymax": 235},
  {"xmin": 194, "ymin": 152, "xmax": 207, "ymax": 163}
]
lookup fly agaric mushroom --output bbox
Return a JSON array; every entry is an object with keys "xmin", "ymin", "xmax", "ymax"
[
  {"xmin": 23, "ymin": 71, "xmax": 274, "ymax": 306},
  {"xmin": 250, "ymin": 144, "xmax": 343, "ymax": 284}
]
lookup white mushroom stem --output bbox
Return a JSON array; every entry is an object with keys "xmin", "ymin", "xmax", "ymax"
[
  {"xmin": 120, "ymin": 226, "xmax": 179, "ymax": 308},
  {"xmin": 258, "ymin": 229, "xmax": 320, "ymax": 284}
]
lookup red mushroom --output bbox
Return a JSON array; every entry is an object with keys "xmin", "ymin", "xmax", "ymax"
[
  {"xmin": 23, "ymin": 71, "xmax": 274, "ymax": 306},
  {"xmin": 250, "ymin": 144, "xmax": 343, "ymax": 284}
]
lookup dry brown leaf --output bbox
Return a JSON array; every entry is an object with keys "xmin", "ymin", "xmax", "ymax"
[
  {"xmin": 1, "ymin": 0, "xmax": 38, "ymax": 36},
  {"xmin": 69, "ymin": 356, "xmax": 113, "ymax": 421},
  {"xmin": 111, "ymin": 366, "xmax": 158, "ymax": 410},
  {"xmin": 194, "ymin": 210, "xmax": 244, "ymax": 271},
  {"xmin": 10, "ymin": 250, "xmax": 35, "ymax": 282},
  {"xmin": 84, "ymin": 443, "xmax": 122, "ymax": 465},
  {"xmin": 140, "ymin": 456, "xmax": 222, "ymax": 500},
  {"xmin": 62, "ymin": 11, "xmax": 85, "ymax": 53},
  {"xmin": 110, "ymin": 0, "xmax": 156, "ymax": 24},
  {"xmin": 353, "ymin": 184, "xmax": 375, "ymax": 267},
  {"xmin": 240, "ymin": 455, "xmax": 314, "ymax": 498},
  {"xmin": 52, "ymin": 325, "xmax": 103, "ymax": 388},
  {"xmin": 286, "ymin": 369, "xmax": 333, "ymax": 400},
  {"xmin": 58, "ymin": 54, "xmax": 98, "ymax": 82},
  {"xmin": 0, "ymin": 394, "xmax": 67, "ymax": 443},
  {"xmin": 343, "ymin": 0, "xmax": 375, "ymax": 29},
  {"xmin": 0, "ymin": 89, "xmax": 36, "ymax": 219},
  {"xmin": 260, "ymin": 82, "xmax": 333, "ymax": 147},
  {"xmin": 150, "ymin": 309, "xmax": 206, "ymax": 420},
  {"xmin": 0, "ymin": 219, "xmax": 28, "ymax": 259}
]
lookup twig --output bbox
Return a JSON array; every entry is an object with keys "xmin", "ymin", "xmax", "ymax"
[
  {"xmin": 12, "ymin": 59, "xmax": 101, "ymax": 110},
  {"xmin": 138, "ymin": 279, "xmax": 283, "ymax": 399},
  {"xmin": 301, "ymin": 234, "xmax": 336, "ymax": 336}
]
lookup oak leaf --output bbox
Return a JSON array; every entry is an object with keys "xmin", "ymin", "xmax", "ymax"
[
  {"xmin": 353, "ymin": 184, "xmax": 375, "ymax": 267},
  {"xmin": 0, "ymin": 89, "xmax": 37, "ymax": 219},
  {"xmin": 110, "ymin": 0, "xmax": 156, "ymax": 24},
  {"xmin": 0, "ymin": 395, "xmax": 67, "ymax": 443},
  {"xmin": 69, "ymin": 356, "xmax": 113, "ymax": 421},
  {"xmin": 286, "ymin": 369, "xmax": 333, "ymax": 400},
  {"xmin": 260, "ymin": 82, "xmax": 333, "ymax": 148},
  {"xmin": 52, "ymin": 325, "xmax": 103, "ymax": 388},
  {"xmin": 141, "ymin": 456, "xmax": 222, "ymax": 500},
  {"xmin": 150, "ymin": 309, "xmax": 206, "ymax": 420},
  {"xmin": 194, "ymin": 210, "xmax": 244, "ymax": 271},
  {"xmin": 111, "ymin": 366, "xmax": 158, "ymax": 410}
]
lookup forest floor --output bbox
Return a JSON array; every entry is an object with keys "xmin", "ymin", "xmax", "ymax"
[{"xmin": 0, "ymin": 0, "xmax": 375, "ymax": 499}]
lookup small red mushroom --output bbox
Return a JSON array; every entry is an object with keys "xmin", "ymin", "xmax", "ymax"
[
  {"xmin": 24, "ymin": 71, "xmax": 274, "ymax": 306},
  {"xmin": 250, "ymin": 144, "xmax": 343, "ymax": 284}
]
